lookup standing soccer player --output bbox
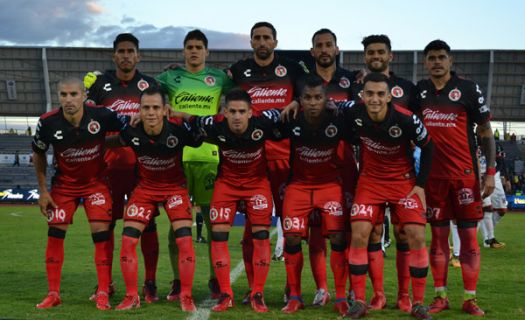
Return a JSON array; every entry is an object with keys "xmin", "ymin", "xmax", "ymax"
[
  {"xmin": 179, "ymin": 89, "xmax": 282, "ymax": 313},
  {"xmin": 417, "ymin": 40, "xmax": 495, "ymax": 316},
  {"xmin": 113, "ymin": 87, "xmax": 202, "ymax": 311},
  {"xmin": 280, "ymin": 76, "xmax": 350, "ymax": 316},
  {"xmin": 305, "ymin": 28, "xmax": 359, "ymax": 306},
  {"xmin": 344, "ymin": 73, "xmax": 434, "ymax": 320},
  {"xmin": 33, "ymin": 77, "xmax": 128, "ymax": 310},
  {"xmin": 156, "ymin": 29, "xmax": 234, "ymax": 300},
  {"xmin": 84, "ymin": 33, "xmax": 161, "ymax": 303},
  {"xmin": 227, "ymin": 21, "xmax": 308, "ymax": 302}
]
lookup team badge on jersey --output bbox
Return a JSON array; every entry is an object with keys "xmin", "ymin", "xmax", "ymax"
[
  {"xmin": 325, "ymin": 124, "xmax": 338, "ymax": 138},
  {"xmin": 449, "ymin": 88, "xmax": 462, "ymax": 102},
  {"xmin": 167, "ymin": 195, "xmax": 183, "ymax": 209},
  {"xmin": 251, "ymin": 129, "xmax": 263, "ymax": 141},
  {"xmin": 339, "ymin": 77, "xmax": 351, "ymax": 89},
  {"xmin": 88, "ymin": 192, "xmax": 106, "ymax": 206},
  {"xmin": 275, "ymin": 65, "xmax": 287, "ymax": 77},
  {"xmin": 209, "ymin": 207, "xmax": 219, "ymax": 221},
  {"xmin": 88, "ymin": 120, "xmax": 101, "ymax": 134},
  {"xmin": 324, "ymin": 201, "xmax": 343, "ymax": 216},
  {"xmin": 250, "ymin": 194, "xmax": 269, "ymax": 210},
  {"xmin": 391, "ymin": 85, "xmax": 404, "ymax": 98},
  {"xmin": 204, "ymin": 75, "xmax": 216, "ymax": 86},
  {"xmin": 137, "ymin": 79, "xmax": 149, "ymax": 91},
  {"xmin": 458, "ymin": 188, "xmax": 474, "ymax": 205},
  {"xmin": 126, "ymin": 204, "xmax": 139, "ymax": 217},
  {"xmin": 166, "ymin": 135, "xmax": 179, "ymax": 148},
  {"xmin": 388, "ymin": 125, "xmax": 402, "ymax": 138}
]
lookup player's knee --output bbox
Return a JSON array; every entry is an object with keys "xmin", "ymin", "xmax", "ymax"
[
  {"xmin": 457, "ymin": 220, "xmax": 477, "ymax": 229},
  {"xmin": 367, "ymin": 242, "xmax": 382, "ymax": 252},
  {"xmin": 174, "ymin": 227, "xmax": 192, "ymax": 238},
  {"xmin": 252, "ymin": 230, "xmax": 269, "ymax": 240},
  {"xmin": 329, "ymin": 232, "xmax": 345, "ymax": 246},
  {"xmin": 143, "ymin": 221, "xmax": 157, "ymax": 233},
  {"xmin": 122, "ymin": 226, "xmax": 142, "ymax": 239},
  {"xmin": 211, "ymin": 231, "xmax": 229, "ymax": 242},
  {"xmin": 91, "ymin": 230, "xmax": 111, "ymax": 243},
  {"xmin": 48, "ymin": 227, "xmax": 66, "ymax": 239}
]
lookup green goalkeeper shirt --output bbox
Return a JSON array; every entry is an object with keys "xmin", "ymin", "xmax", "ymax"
[{"xmin": 156, "ymin": 67, "xmax": 234, "ymax": 162}]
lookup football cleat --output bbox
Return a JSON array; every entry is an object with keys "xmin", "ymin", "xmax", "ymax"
[
  {"xmin": 345, "ymin": 300, "xmax": 368, "ymax": 319},
  {"xmin": 411, "ymin": 303, "xmax": 433, "ymax": 320},
  {"xmin": 36, "ymin": 291, "xmax": 61, "ymax": 309},
  {"xmin": 142, "ymin": 280, "xmax": 159, "ymax": 303},
  {"xmin": 369, "ymin": 292, "xmax": 387, "ymax": 310},
  {"xmin": 334, "ymin": 298, "xmax": 350, "ymax": 316},
  {"xmin": 208, "ymin": 278, "xmax": 221, "ymax": 299},
  {"xmin": 450, "ymin": 255, "xmax": 461, "ymax": 268},
  {"xmin": 89, "ymin": 281, "xmax": 116, "ymax": 301},
  {"xmin": 242, "ymin": 289, "xmax": 252, "ymax": 305},
  {"xmin": 395, "ymin": 293, "xmax": 412, "ymax": 313},
  {"xmin": 94, "ymin": 291, "xmax": 111, "ymax": 310},
  {"xmin": 211, "ymin": 293, "xmax": 233, "ymax": 312},
  {"xmin": 115, "ymin": 295, "xmax": 140, "ymax": 310},
  {"xmin": 281, "ymin": 296, "xmax": 304, "ymax": 314},
  {"xmin": 251, "ymin": 292, "xmax": 269, "ymax": 313},
  {"xmin": 428, "ymin": 296, "xmax": 449, "ymax": 314},
  {"xmin": 180, "ymin": 295, "xmax": 197, "ymax": 312},
  {"xmin": 462, "ymin": 299, "xmax": 485, "ymax": 316},
  {"xmin": 195, "ymin": 237, "xmax": 207, "ymax": 244},
  {"xmin": 312, "ymin": 288, "xmax": 330, "ymax": 306},
  {"xmin": 167, "ymin": 279, "xmax": 181, "ymax": 301},
  {"xmin": 484, "ymin": 238, "xmax": 506, "ymax": 249}
]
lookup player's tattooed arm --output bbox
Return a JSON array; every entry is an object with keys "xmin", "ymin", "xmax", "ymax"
[
  {"xmin": 33, "ymin": 152, "xmax": 56, "ymax": 216},
  {"xmin": 477, "ymin": 121, "xmax": 496, "ymax": 198}
]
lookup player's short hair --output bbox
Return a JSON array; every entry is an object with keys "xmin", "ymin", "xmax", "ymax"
[
  {"xmin": 225, "ymin": 89, "xmax": 252, "ymax": 108},
  {"xmin": 184, "ymin": 29, "xmax": 208, "ymax": 49},
  {"xmin": 251, "ymin": 22, "xmax": 277, "ymax": 39},
  {"xmin": 301, "ymin": 75, "xmax": 326, "ymax": 95},
  {"xmin": 140, "ymin": 86, "xmax": 167, "ymax": 106},
  {"xmin": 113, "ymin": 33, "xmax": 139, "ymax": 51},
  {"xmin": 363, "ymin": 72, "xmax": 391, "ymax": 89},
  {"xmin": 361, "ymin": 34, "xmax": 391, "ymax": 51},
  {"xmin": 424, "ymin": 39, "xmax": 451, "ymax": 55},
  {"xmin": 311, "ymin": 28, "xmax": 337, "ymax": 45},
  {"xmin": 57, "ymin": 77, "xmax": 85, "ymax": 91}
]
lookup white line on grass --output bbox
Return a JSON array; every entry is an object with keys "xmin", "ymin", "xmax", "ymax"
[
  {"xmin": 187, "ymin": 227, "xmax": 278, "ymax": 320},
  {"xmin": 9, "ymin": 212, "xmax": 22, "ymax": 217}
]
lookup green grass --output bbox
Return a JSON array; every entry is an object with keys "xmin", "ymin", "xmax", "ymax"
[{"xmin": 0, "ymin": 206, "xmax": 524, "ymax": 319}]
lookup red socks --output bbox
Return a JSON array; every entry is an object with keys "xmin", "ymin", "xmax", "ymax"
[
  {"xmin": 349, "ymin": 247, "xmax": 368, "ymax": 302},
  {"xmin": 141, "ymin": 227, "xmax": 159, "ymax": 282},
  {"xmin": 367, "ymin": 242, "xmax": 384, "ymax": 295},
  {"xmin": 45, "ymin": 229, "xmax": 66, "ymax": 293},
  {"xmin": 409, "ymin": 247, "xmax": 429, "ymax": 304},
  {"xmin": 284, "ymin": 243, "xmax": 303, "ymax": 297},
  {"xmin": 120, "ymin": 234, "xmax": 140, "ymax": 295},
  {"xmin": 458, "ymin": 226, "xmax": 480, "ymax": 292},
  {"xmin": 211, "ymin": 239, "xmax": 232, "ymax": 296},
  {"xmin": 252, "ymin": 238, "xmax": 270, "ymax": 295},
  {"xmin": 92, "ymin": 231, "xmax": 111, "ymax": 293},
  {"xmin": 430, "ymin": 225, "xmax": 450, "ymax": 288},
  {"xmin": 396, "ymin": 242, "xmax": 411, "ymax": 296},
  {"xmin": 176, "ymin": 235, "xmax": 195, "ymax": 296},
  {"xmin": 309, "ymin": 227, "xmax": 328, "ymax": 291},
  {"xmin": 242, "ymin": 220, "xmax": 254, "ymax": 289},
  {"xmin": 330, "ymin": 244, "xmax": 348, "ymax": 300}
]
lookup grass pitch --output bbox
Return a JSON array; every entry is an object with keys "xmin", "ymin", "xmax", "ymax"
[{"xmin": 0, "ymin": 206, "xmax": 524, "ymax": 319}]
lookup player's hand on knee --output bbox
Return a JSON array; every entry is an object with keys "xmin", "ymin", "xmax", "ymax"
[
  {"xmin": 407, "ymin": 185, "xmax": 426, "ymax": 211},
  {"xmin": 38, "ymin": 191, "xmax": 57, "ymax": 216}
]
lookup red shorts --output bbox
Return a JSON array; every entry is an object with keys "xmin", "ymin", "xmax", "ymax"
[
  {"xmin": 210, "ymin": 179, "xmax": 273, "ymax": 226},
  {"xmin": 425, "ymin": 177, "xmax": 483, "ymax": 222},
  {"xmin": 125, "ymin": 187, "xmax": 192, "ymax": 224},
  {"xmin": 106, "ymin": 168, "xmax": 136, "ymax": 221},
  {"xmin": 352, "ymin": 179, "xmax": 426, "ymax": 227},
  {"xmin": 267, "ymin": 159, "xmax": 290, "ymax": 217},
  {"xmin": 282, "ymin": 182, "xmax": 345, "ymax": 237},
  {"xmin": 47, "ymin": 180, "xmax": 112, "ymax": 225}
]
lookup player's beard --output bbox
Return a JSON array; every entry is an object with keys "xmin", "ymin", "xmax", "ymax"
[
  {"xmin": 317, "ymin": 55, "xmax": 335, "ymax": 68},
  {"xmin": 255, "ymin": 47, "xmax": 273, "ymax": 61},
  {"xmin": 367, "ymin": 61, "xmax": 388, "ymax": 73}
]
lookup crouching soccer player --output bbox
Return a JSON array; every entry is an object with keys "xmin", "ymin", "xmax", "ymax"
[
  {"xmin": 177, "ymin": 89, "xmax": 282, "ymax": 312},
  {"xmin": 33, "ymin": 77, "xmax": 128, "ymax": 310},
  {"xmin": 280, "ymin": 76, "xmax": 351, "ymax": 316},
  {"xmin": 109, "ymin": 87, "xmax": 202, "ymax": 311},
  {"xmin": 343, "ymin": 73, "xmax": 434, "ymax": 320}
]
